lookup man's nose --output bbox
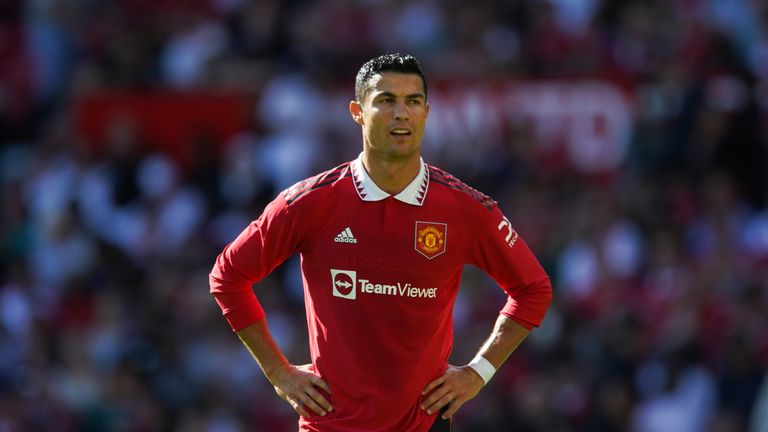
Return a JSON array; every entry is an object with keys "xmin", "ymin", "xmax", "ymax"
[{"xmin": 393, "ymin": 102, "xmax": 409, "ymax": 120}]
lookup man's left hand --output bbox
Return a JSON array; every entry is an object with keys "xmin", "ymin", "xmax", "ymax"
[{"xmin": 421, "ymin": 364, "xmax": 485, "ymax": 420}]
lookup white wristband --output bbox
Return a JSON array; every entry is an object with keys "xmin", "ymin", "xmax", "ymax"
[{"xmin": 467, "ymin": 355, "xmax": 496, "ymax": 385}]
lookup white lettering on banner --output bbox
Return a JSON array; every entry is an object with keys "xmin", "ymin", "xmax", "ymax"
[
  {"xmin": 419, "ymin": 82, "xmax": 632, "ymax": 174},
  {"xmin": 331, "ymin": 269, "xmax": 438, "ymax": 300}
]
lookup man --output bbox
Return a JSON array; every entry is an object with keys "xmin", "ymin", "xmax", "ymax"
[{"xmin": 210, "ymin": 53, "xmax": 552, "ymax": 432}]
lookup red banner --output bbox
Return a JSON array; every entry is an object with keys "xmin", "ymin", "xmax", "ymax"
[{"xmin": 74, "ymin": 91, "xmax": 252, "ymax": 168}]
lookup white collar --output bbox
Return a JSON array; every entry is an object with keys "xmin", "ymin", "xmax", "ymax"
[{"xmin": 350, "ymin": 153, "xmax": 429, "ymax": 206}]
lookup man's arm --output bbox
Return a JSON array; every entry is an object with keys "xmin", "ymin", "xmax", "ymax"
[
  {"xmin": 237, "ymin": 319, "xmax": 333, "ymax": 417},
  {"xmin": 423, "ymin": 206, "xmax": 551, "ymax": 420},
  {"xmin": 421, "ymin": 315, "xmax": 529, "ymax": 419},
  {"xmin": 472, "ymin": 314, "xmax": 530, "ymax": 368},
  {"xmin": 210, "ymin": 195, "xmax": 333, "ymax": 417}
]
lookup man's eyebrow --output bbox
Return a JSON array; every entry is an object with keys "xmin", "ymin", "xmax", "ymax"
[{"xmin": 374, "ymin": 91, "xmax": 425, "ymax": 99}]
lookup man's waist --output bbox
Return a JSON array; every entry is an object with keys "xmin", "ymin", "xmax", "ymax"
[{"xmin": 298, "ymin": 392, "xmax": 436, "ymax": 432}]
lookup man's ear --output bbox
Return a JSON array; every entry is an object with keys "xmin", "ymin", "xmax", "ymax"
[{"xmin": 349, "ymin": 100, "xmax": 364, "ymax": 126}]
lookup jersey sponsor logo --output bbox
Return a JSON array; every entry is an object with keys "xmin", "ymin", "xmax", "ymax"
[
  {"xmin": 330, "ymin": 269, "xmax": 437, "ymax": 300},
  {"xmin": 497, "ymin": 216, "xmax": 519, "ymax": 247},
  {"xmin": 331, "ymin": 269, "xmax": 357, "ymax": 299},
  {"xmin": 334, "ymin": 227, "xmax": 357, "ymax": 244},
  {"xmin": 414, "ymin": 221, "xmax": 447, "ymax": 259}
]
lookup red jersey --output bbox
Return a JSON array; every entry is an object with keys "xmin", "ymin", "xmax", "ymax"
[{"xmin": 210, "ymin": 155, "xmax": 552, "ymax": 432}]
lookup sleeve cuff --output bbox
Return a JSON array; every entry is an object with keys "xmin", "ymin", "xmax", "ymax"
[{"xmin": 223, "ymin": 300, "xmax": 266, "ymax": 332}]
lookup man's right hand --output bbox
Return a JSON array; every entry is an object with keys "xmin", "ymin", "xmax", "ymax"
[
  {"xmin": 269, "ymin": 363, "xmax": 333, "ymax": 418},
  {"xmin": 235, "ymin": 322, "xmax": 333, "ymax": 417}
]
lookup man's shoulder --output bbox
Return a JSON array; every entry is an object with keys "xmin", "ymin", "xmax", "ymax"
[
  {"xmin": 282, "ymin": 161, "xmax": 353, "ymax": 206},
  {"xmin": 427, "ymin": 164, "xmax": 497, "ymax": 211}
]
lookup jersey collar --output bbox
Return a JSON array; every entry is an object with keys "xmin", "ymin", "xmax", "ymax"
[{"xmin": 350, "ymin": 153, "xmax": 429, "ymax": 206}]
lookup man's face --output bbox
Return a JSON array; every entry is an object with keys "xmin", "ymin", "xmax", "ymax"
[{"xmin": 350, "ymin": 72, "xmax": 429, "ymax": 161}]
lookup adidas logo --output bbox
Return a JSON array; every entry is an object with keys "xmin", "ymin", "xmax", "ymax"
[{"xmin": 334, "ymin": 227, "xmax": 357, "ymax": 244}]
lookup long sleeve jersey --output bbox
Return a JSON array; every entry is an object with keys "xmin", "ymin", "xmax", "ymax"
[{"xmin": 210, "ymin": 154, "xmax": 552, "ymax": 432}]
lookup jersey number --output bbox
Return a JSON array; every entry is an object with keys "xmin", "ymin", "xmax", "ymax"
[{"xmin": 497, "ymin": 216, "xmax": 519, "ymax": 247}]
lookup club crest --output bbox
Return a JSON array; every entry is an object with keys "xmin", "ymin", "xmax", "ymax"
[{"xmin": 415, "ymin": 221, "xmax": 447, "ymax": 259}]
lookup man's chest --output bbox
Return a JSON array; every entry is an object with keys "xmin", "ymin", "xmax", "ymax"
[
  {"xmin": 304, "ymin": 197, "xmax": 470, "ymax": 272},
  {"xmin": 297, "ymin": 198, "xmax": 482, "ymax": 305}
]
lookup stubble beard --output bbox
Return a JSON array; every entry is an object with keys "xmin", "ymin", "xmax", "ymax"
[
  {"xmin": 370, "ymin": 143, "xmax": 419, "ymax": 164},
  {"xmin": 366, "ymin": 131, "xmax": 422, "ymax": 163}
]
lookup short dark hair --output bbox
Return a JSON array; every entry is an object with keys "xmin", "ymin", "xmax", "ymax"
[{"xmin": 355, "ymin": 53, "xmax": 427, "ymax": 102}]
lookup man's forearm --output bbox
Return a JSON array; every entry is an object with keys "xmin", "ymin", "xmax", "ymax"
[
  {"xmin": 475, "ymin": 315, "xmax": 530, "ymax": 369},
  {"xmin": 236, "ymin": 318, "xmax": 290, "ymax": 382},
  {"xmin": 237, "ymin": 319, "xmax": 334, "ymax": 417},
  {"xmin": 421, "ymin": 314, "xmax": 531, "ymax": 418}
]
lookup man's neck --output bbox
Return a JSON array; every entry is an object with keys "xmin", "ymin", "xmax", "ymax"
[{"xmin": 361, "ymin": 151, "xmax": 421, "ymax": 195}]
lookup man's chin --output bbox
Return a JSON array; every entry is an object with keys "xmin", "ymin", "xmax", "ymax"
[{"xmin": 383, "ymin": 145, "xmax": 420, "ymax": 161}]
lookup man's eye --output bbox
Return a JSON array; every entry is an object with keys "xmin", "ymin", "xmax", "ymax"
[{"xmin": 408, "ymin": 99, "xmax": 422, "ymax": 105}]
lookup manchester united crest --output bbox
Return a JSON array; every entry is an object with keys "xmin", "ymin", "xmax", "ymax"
[{"xmin": 415, "ymin": 221, "xmax": 447, "ymax": 259}]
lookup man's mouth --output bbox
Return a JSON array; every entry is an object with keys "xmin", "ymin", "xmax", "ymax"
[{"xmin": 390, "ymin": 128, "xmax": 411, "ymax": 136}]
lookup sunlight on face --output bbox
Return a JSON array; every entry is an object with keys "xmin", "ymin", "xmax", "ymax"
[{"xmin": 351, "ymin": 72, "xmax": 430, "ymax": 162}]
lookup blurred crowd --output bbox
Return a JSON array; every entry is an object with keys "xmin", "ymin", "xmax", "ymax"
[{"xmin": 1, "ymin": 0, "xmax": 768, "ymax": 431}]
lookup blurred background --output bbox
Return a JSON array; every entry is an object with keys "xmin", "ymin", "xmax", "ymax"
[{"xmin": 1, "ymin": 0, "xmax": 767, "ymax": 431}]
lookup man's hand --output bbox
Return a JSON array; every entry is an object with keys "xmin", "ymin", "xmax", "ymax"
[
  {"xmin": 268, "ymin": 363, "xmax": 333, "ymax": 418},
  {"xmin": 421, "ymin": 364, "xmax": 484, "ymax": 420}
]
